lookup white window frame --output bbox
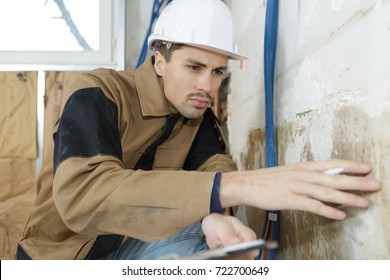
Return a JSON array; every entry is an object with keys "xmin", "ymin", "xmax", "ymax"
[
  {"xmin": 0, "ymin": 0, "xmax": 126, "ymax": 175},
  {"xmin": 0, "ymin": 0, "xmax": 126, "ymax": 71}
]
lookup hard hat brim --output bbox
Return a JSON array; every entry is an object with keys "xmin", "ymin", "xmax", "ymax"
[
  {"xmin": 184, "ymin": 42, "xmax": 248, "ymax": 60},
  {"xmin": 148, "ymin": 36, "xmax": 248, "ymax": 60}
]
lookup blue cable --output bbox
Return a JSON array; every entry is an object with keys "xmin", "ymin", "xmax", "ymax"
[
  {"xmin": 259, "ymin": 0, "xmax": 279, "ymax": 260},
  {"xmin": 135, "ymin": 0, "xmax": 167, "ymax": 69}
]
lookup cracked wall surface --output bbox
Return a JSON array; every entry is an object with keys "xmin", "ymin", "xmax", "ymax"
[{"xmin": 227, "ymin": 0, "xmax": 390, "ymax": 259}]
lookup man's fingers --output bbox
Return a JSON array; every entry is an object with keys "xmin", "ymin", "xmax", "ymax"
[
  {"xmin": 312, "ymin": 173, "xmax": 381, "ymax": 192},
  {"xmin": 329, "ymin": 174, "xmax": 381, "ymax": 191},
  {"xmin": 297, "ymin": 159, "xmax": 372, "ymax": 175},
  {"xmin": 230, "ymin": 217, "xmax": 257, "ymax": 243},
  {"xmin": 290, "ymin": 181, "xmax": 380, "ymax": 219},
  {"xmin": 293, "ymin": 179, "xmax": 377, "ymax": 205},
  {"xmin": 288, "ymin": 166, "xmax": 382, "ymax": 192},
  {"xmin": 306, "ymin": 198, "xmax": 347, "ymax": 220}
]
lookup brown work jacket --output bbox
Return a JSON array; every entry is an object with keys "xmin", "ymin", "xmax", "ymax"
[{"xmin": 17, "ymin": 57, "xmax": 237, "ymax": 259}]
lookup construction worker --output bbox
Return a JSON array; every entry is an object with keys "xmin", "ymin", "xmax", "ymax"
[{"xmin": 17, "ymin": 0, "xmax": 380, "ymax": 260}]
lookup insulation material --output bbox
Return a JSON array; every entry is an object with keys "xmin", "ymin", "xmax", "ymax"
[
  {"xmin": 0, "ymin": 71, "xmax": 38, "ymax": 259},
  {"xmin": 0, "ymin": 71, "xmax": 81, "ymax": 259},
  {"xmin": 0, "ymin": 158, "xmax": 36, "ymax": 259},
  {"xmin": 0, "ymin": 72, "xmax": 38, "ymax": 159}
]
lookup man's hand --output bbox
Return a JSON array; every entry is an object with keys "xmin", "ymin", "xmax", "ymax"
[
  {"xmin": 201, "ymin": 213, "xmax": 258, "ymax": 260},
  {"xmin": 220, "ymin": 159, "xmax": 382, "ymax": 220}
]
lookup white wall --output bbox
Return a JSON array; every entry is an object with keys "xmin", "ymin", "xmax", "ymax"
[
  {"xmin": 125, "ymin": 0, "xmax": 154, "ymax": 70},
  {"xmin": 225, "ymin": 0, "xmax": 267, "ymax": 169},
  {"xmin": 227, "ymin": 0, "xmax": 390, "ymax": 259}
]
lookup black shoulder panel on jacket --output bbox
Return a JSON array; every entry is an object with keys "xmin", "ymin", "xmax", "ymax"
[
  {"xmin": 53, "ymin": 87, "xmax": 122, "ymax": 173},
  {"xmin": 183, "ymin": 108, "xmax": 226, "ymax": 171}
]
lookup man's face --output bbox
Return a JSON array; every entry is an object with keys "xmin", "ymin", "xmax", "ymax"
[{"xmin": 154, "ymin": 45, "xmax": 228, "ymax": 119}]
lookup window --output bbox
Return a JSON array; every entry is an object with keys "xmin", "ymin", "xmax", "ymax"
[
  {"xmin": 0, "ymin": 0, "xmax": 125, "ymax": 69},
  {"xmin": 0, "ymin": 0, "xmax": 126, "ymax": 176}
]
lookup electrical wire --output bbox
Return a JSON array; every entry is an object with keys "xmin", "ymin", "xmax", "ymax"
[
  {"xmin": 257, "ymin": 0, "xmax": 280, "ymax": 260},
  {"xmin": 135, "ymin": 0, "xmax": 169, "ymax": 69}
]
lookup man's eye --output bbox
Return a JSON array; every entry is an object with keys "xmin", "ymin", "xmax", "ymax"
[
  {"xmin": 214, "ymin": 70, "xmax": 225, "ymax": 76},
  {"xmin": 188, "ymin": 65, "xmax": 200, "ymax": 71}
]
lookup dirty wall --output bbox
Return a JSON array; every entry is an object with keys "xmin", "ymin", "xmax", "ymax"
[{"xmin": 227, "ymin": 0, "xmax": 389, "ymax": 259}]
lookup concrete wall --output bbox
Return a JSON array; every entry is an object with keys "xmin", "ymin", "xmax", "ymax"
[
  {"xmin": 125, "ymin": 0, "xmax": 154, "ymax": 70},
  {"xmin": 227, "ymin": 0, "xmax": 390, "ymax": 259}
]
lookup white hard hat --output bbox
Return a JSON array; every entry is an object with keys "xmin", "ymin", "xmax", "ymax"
[{"xmin": 148, "ymin": 0, "xmax": 247, "ymax": 60}]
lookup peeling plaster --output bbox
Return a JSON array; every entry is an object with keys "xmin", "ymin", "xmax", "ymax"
[
  {"xmin": 228, "ymin": 0, "xmax": 390, "ymax": 259},
  {"xmin": 277, "ymin": 106, "xmax": 390, "ymax": 259}
]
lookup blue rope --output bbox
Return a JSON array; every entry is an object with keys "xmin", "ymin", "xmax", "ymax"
[
  {"xmin": 135, "ymin": 0, "xmax": 167, "ymax": 69},
  {"xmin": 259, "ymin": 0, "xmax": 279, "ymax": 260}
]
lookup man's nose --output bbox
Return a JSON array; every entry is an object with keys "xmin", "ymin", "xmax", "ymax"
[{"xmin": 196, "ymin": 72, "xmax": 213, "ymax": 94}]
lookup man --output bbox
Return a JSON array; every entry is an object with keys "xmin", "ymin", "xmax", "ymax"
[{"xmin": 17, "ymin": 0, "xmax": 380, "ymax": 260}]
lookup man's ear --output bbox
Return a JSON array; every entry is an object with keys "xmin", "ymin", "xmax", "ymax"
[{"xmin": 153, "ymin": 51, "xmax": 165, "ymax": 76}]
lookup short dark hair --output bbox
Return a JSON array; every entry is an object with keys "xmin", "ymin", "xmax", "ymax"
[{"xmin": 153, "ymin": 41, "xmax": 183, "ymax": 62}]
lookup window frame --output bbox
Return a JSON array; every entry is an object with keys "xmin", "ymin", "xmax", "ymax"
[
  {"xmin": 0, "ymin": 0, "xmax": 126, "ymax": 71},
  {"xmin": 0, "ymin": 0, "xmax": 126, "ymax": 176}
]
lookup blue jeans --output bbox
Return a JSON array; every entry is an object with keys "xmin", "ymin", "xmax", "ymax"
[{"xmin": 103, "ymin": 222, "xmax": 207, "ymax": 260}]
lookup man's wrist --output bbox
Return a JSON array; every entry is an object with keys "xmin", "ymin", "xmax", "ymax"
[
  {"xmin": 210, "ymin": 172, "xmax": 225, "ymax": 213},
  {"xmin": 219, "ymin": 171, "xmax": 240, "ymax": 208}
]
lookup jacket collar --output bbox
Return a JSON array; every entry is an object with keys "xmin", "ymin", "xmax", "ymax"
[{"xmin": 134, "ymin": 56, "xmax": 177, "ymax": 117}]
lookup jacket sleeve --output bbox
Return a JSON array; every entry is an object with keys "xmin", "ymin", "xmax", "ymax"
[{"xmin": 52, "ymin": 85, "xmax": 215, "ymax": 242}]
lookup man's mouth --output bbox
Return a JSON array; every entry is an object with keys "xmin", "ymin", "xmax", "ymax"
[
  {"xmin": 187, "ymin": 93, "xmax": 212, "ymax": 109},
  {"xmin": 189, "ymin": 98, "xmax": 210, "ymax": 109}
]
